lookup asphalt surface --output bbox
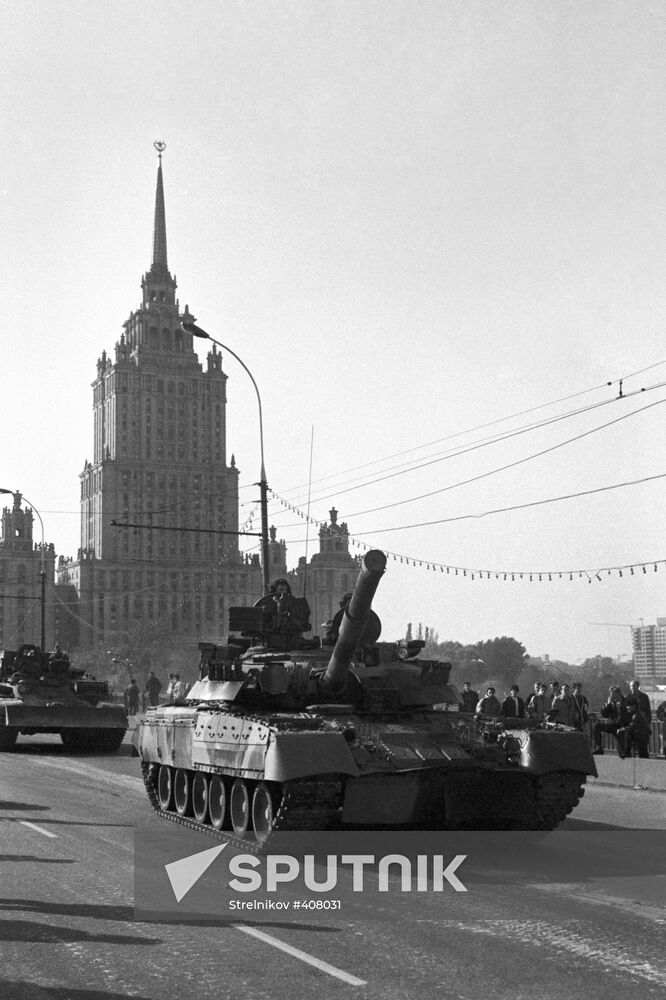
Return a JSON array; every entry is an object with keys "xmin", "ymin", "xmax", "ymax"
[{"xmin": 0, "ymin": 732, "xmax": 664, "ymax": 999}]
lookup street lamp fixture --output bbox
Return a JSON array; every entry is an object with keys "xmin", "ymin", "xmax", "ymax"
[
  {"xmin": 0, "ymin": 488, "xmax": 47, "ymax": 651},
  {"xmin": 181, "ymin": 321, "xmax": 271, "ymax": 595}
]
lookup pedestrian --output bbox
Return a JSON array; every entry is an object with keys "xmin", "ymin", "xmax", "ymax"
[
  {"xmin": 625, "ymin": 679, "xmax": 652, "ymax": 722},
  {"xmin": 145, "ymin": 670, "xmax": 162, "ymax": 708},
  {"xmin": 476, "ymin": 687, "xmax": 502, "ymax": 717},
  {"xmin": 501, "ymin": 684, "xmax": 525, "ymax": 718},
  {"xmin": 173, "ymin": 674, "xmax": 189, "ymax": 700},
  {"xmin": 459, "ymin": 681, "xmax": 479, "ymax": 714},
  {"xmin": 527, "ymin": 682, "xmax": 550, "ymax": 723},
  {"xmin": 124, "ymin": 678, "xmax": 140, "ymax": 716},
  {"xmin": 166, "ymin": 673, "xmax": 176, "ymax": 700},
  {"xmin": 592, "ymin": 686, "xmax": 630, "ymax": 757},
  {"xmin": 620, "ymin": 709, "xmax": 651, "ymax": 759},
  {"xmin": 548, "ymin": 680, "xmax": 560, "ymax": 707},
  {"xmin": 552, "ymin": 683, "xmax": 576, "ymax": 726},
  {"xmin": 571, "ymin": 682, "xmax": 589, "ymax": 732}
]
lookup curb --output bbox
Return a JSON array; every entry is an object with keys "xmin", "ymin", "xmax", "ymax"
[{"xmin": 590, "ymin": 778, "xmax": 666, "ymax": 794}]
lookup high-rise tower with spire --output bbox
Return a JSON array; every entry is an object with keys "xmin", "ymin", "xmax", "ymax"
[{"xmin": 57, "ymin": 144, "xmax": 287, "ymax": 649}]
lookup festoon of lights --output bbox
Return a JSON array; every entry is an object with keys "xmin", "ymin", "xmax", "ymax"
[{"xmin": 269, "ymin": 489, "xmax": 664, "ymax": 584}]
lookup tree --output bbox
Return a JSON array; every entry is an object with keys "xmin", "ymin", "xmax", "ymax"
[{"xmin": 467, "ymin": 636, "xmax": 528, "ymax": 692}]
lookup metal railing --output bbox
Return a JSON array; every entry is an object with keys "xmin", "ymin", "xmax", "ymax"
[{"xmin": 587, "ymin": 715, "xmax": 665, "ymax": 757}]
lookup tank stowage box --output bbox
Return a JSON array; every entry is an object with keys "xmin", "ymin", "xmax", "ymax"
[
  {"xmin": 0, "ymin": 644, "xmax": 127, "ymax": 752},
  {"xmin": 134, "ymin": 550, "xmax": 596, "ymax": 848}
]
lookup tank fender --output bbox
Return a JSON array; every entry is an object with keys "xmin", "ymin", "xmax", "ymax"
[
  {"xmin": 263, "ymin": 730, "xmax": 359, "ymax": 783},
  {"xmin": 515, "ymin": 728, "xmax": 597, "ymax": 777}
]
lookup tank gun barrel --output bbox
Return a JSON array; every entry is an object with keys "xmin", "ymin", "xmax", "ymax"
[{"xmin": 321, "ymin": 549, "xmax": 387, "ymax": 692}]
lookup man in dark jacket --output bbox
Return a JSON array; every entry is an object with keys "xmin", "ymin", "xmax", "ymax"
[
  {"xmin": 459, "ymin": 681, "xmax": 479, "ymax": 714},
  {"xmin": 626, "ymin": 680, "xmax": 652, "ymax": 722},
  {"xmin": 501, "ymin": 685, "xmax": 525, "ymax": 718},
  {"xmin": 621, "ymin": 709, "xmax": 652, "ymax": 758},
  {"xmin": 476, "ymin": 687, "xmax": 502, "ymax": 717},
  {"xmin": 124, "ymin": 678, "xmax": 140, "ymax": 716},
  {"xmin": 145, "ymin": 671, "xmax": 162, "ymax": 708},
  {"xmin": 571, "ymin": 682, "xmax": 590, "ymax": 731},
  {"xmin": 592, "ymin": 686, "xmax": 629, "ymax": 756}
]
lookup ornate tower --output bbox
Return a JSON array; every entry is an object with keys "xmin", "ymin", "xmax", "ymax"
[
  {"xmin": 0, "ymin": 493, "xmax": 56, "ymax": 649},
  {"xmin": 60, "ymin": 143, "xmax": 262, "ymax": 648},
  {"xmin": 293, "ymin": 508, "xmax": 360, "ymax": 636}
]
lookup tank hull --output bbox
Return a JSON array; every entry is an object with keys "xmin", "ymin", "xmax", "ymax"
[{"xmin": 135, "ymin": 703, "xmax": 596, "ymax": 844}]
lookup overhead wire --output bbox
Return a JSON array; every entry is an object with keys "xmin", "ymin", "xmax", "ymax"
[
  {"xmin": 339, "ymin": 393, "xmax": 666, "ymax": 520},
  {"xmin": 275, "ymin": 359, "xmax": 666, "ymax": 498},
  {"xmin": 277, "ymin": 391, "xmax": 623, "ymax": 509},
  {"xmin": 345, "ymin": 471, "xmax": 666, "ymax": 535}
]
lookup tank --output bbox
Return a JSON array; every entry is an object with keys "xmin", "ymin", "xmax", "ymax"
[
  {"xmin": 0, "ymin": 643, "xmax": 128, "ymax": 752},
  {"xmin": 134, "ymin": 549, "xmax": 596, "ymax": 846}
]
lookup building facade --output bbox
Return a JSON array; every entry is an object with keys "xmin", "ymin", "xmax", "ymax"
[
  {"xmin": 291, "ymin": 508, "xmax": 360, "ymax": 637},
  {"xmin": 632, "ymin": 619, "xmax": 666, "ymax": 684},
  {"xmin": 0, "ymin": 492, "xmax": 56, "ymax": 650},
  {"xmin": 56, "ymin": 150, "xmax": 288, "ymax": 649}
]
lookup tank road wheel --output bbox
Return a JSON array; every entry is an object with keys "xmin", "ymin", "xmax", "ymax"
[
  {"xmin": 533, "ymin": 771, "xmax": 587, "ymax": 830},
  {"xmin": 0, "ymin": 727, "xmax": 18, "ymax": 752},
  {"xmin": 174, "ymin": 769, "xmax": 193, "ymax": 817},
  {"xmin": 208, "ymin": 775, "xmax": 227, "ymax": 830},
  {"xmin": 158, "ymin": 765, "xmax": 174, "ymax": 811},
  {"xmin": 251, "ymin": 782, "xmax": 281, "ymax": 842},
  {"xmin": 230, "ymin": 778, "xmax": 250, "ymax": 835},
  {"xmin": 192, "ymin": 772, "xmax": 209, "ymax": 823}
]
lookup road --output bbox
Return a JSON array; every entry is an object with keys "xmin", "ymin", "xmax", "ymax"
[{"xmin": 1, "ymin": 734, "xmax": 664, "ymax": 1000}]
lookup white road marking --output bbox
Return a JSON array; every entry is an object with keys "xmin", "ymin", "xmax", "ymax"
[
  {"xmin": 19, "ymin": 820, "xmax": 57, "ymax": 839},
  {"xmin": 233, "ymin": 924, "xmax": 367, "ymax": 986}
]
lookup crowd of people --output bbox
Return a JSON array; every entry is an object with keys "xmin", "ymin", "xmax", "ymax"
[
  {"xmin": 459, "ymin": 678, "xmax": 655, "ymax": 757},
  {"xmin": 122, "ymin": 671, "xmax": 191, "ymax": 715},
  {"xmin": 120, "ymin": 666, "xmax": 656, "ymax": 760}
]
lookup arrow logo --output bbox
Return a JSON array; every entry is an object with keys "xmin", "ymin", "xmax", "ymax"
[{"xmin": 165, "ymin": 842, "xmax": 228, "ymax": 902}]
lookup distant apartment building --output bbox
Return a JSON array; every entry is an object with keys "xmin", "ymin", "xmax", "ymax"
[{"xmin": 631, "ymin": 619, "xmax": 666, "ymax": 683}]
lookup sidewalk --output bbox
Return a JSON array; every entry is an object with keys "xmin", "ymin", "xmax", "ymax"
[{"xmin": 590, "ymin": 753, "xmax": 666, "ymax": 793}]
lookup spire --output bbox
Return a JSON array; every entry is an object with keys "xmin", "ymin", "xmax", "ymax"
[
  {"xmin": 141, "ymin": 140, "xmax": 177, "ymax": 308},
  {"xmin": 151, "ymin": 140, "xmax": 168, "ymax": 272}
]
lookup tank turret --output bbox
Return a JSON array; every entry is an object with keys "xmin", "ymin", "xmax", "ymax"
[{"xmin": 320, "ymin": 549, "xmax": 386, "ymax": 694}]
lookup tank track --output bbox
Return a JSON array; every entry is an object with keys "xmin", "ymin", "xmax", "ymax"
[
  {"xmin": 532, "ymin": 770, "xmax": 587, "ymax": 830},
  {"xmin": 141, "ymin": 761, "xmax": 342, "ymax": 856}
]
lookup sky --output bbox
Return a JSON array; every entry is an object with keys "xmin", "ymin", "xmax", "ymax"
[{"xmin": 1, "ymin": 0, "xmax": 665, "ymax": 665}]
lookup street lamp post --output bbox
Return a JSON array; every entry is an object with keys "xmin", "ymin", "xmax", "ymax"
[
  {"xmin": 0, "ymin": 488, "xmax": 47, "ymax": 651},
  {"xmin": 181, "ymin": 321, "xmax": 271, "ymax": 595}
]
